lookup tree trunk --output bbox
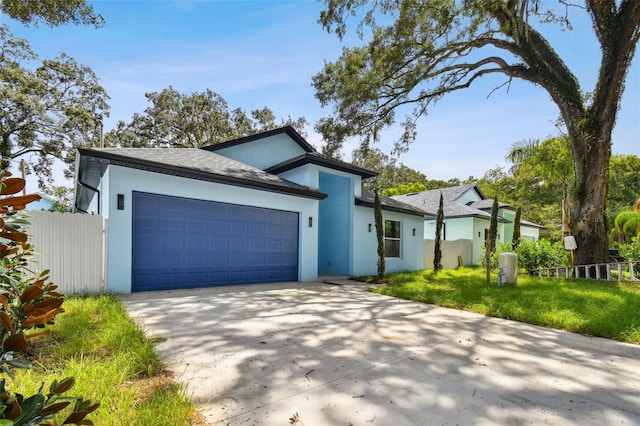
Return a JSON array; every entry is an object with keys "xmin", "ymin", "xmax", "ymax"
[
  {"xmin": 561, "ymin": 184, "xmax": 571, "ymax": 245},
  {"xmin": 570, "ymin": 133, "xmax": 610, "ymax": 265}
]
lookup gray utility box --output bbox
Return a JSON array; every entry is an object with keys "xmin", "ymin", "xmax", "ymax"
[{"xmin": 498, "ymin": 253, "xmax": 518, "ymax": 285}]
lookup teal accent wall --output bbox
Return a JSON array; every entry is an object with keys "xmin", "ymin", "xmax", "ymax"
[{"xmin": 318, "ymin": 172, "xmax": 352, "ymax": 275}]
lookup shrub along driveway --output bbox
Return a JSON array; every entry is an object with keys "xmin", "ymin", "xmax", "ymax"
[{"xmin": 118, "ymin": 281, "xmax": 640, "ymax": 425}]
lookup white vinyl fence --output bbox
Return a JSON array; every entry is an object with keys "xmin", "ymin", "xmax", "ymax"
[
  {"xmin": 26, "ymin": 211, "xmax": 107, "ymax": 294},
  {"xmin": 424, "ymin": 239, "xmax": 473, "ymax": 269}
]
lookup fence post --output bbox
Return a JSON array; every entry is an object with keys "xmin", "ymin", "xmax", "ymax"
[{"xmin": 617, "ymin": 263, "xmax": 622, "ymax": 282}]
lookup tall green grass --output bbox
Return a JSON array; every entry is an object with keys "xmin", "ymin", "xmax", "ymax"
[
  {"xmin": 371, "ymin": 268, "xmax": 640, "ymax": 343},
  {"xmin": 14, "ymin": 294, "xmax": 202, "ymax": 425}
]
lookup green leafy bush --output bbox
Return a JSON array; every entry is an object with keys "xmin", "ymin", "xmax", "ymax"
[
  {"xmin": 516, "ymin": 239, "xmax": 569, "ymax": 272},
  {"xmin": 619, "ymin": 237, "xmax": 640, "ymax": 261}
]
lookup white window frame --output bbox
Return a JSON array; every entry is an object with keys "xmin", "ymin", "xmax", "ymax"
[{"xmin": 384, "ymin": 218, "xmax": 401, "ymax": 258}]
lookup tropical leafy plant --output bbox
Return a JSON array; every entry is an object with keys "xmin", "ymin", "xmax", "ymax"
[{"xmin": 610, "ymin": 199, "xmax": 640, "ymax": 245}]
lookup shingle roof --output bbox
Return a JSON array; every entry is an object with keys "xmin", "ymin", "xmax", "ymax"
[
  {"xmin": 266, "ymin": 152, "xmax": 378, "ymax": 179},
  {"xmin": 469, "ymin": 199, "xmax": 512, "ymax": 210},
  {"xmin": 391, "ymin": 184, "xmax": 508, "ymax": 222},
  {"xmin": 76, "ymin": 147, "xmax": 326, "ymax": 200},
  {"xmin": 392, "ymin": 184, "xmax": 546, "ymax": 229},
  {"xmin": 520, "ymin": 219, "xmax": 546, "ymax": 229},
  {"xmin": 356, "ymin": 189, "xmax": 430, "ymax": 217}
]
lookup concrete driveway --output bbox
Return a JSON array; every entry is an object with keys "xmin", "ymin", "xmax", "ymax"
[{"xmin": 118, "ymin": 281, "xmax": 640, "ymax": 425}]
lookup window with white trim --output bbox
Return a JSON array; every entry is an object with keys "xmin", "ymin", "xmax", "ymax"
[{"xmin": 384, "ymin": 219, "xmax": 401, "ymax": 258}]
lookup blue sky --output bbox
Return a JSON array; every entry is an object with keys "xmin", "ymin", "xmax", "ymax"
[{"xmin": 4, "ymin": 0, "xmax": 639, "ymax": 189}]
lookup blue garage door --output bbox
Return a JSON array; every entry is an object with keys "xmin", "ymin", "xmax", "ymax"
[{"xmin": 132, "ymin": 192, "xmax": 299, "ymax": 292}]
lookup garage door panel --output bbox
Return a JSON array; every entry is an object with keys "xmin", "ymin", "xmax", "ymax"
[
  {"xmin": 210, "ymin": 238, "xmax": 229, "ymax": 250},
  {"xmin": 186, "ymin": 237, "xmax": 208, "ymax": 250},
  {"xmin": 132, "ymin": 192, "xmax": 299, "ymax": 292},
  {"xmin": 161, "ymin": 218, "xmax": 184, "ymax": 232},
  {"xmin": 187, "ymin": 220, "xmax": 209, "ymax": 233},
  {"xmin": 249, "ymin": 224, "xmax": 265, "ymax": 237},
  {"xmin": 186, "ymin": 202, "xmax": 208, "ymax": 215},
  {"xmin": 210, "ymin": 222, "xmax": 230, "ymax": 234},
  {"xmin": 135, "ymin": 217, "xmax": 159, "ymax": 231},
  {"xmin": 249, "ymin": 239, "xmax": 266, "ymax": 251}
]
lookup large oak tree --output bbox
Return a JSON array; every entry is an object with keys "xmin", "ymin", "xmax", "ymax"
[
  {"xmin": 0, "ymin": 24, "xmax": 109, "ymax": 187},
  {"xmin": 1, "ymin": 0, "xmax": 103, "ymax": 27},
  {"xmin": 313, "ymin": 0, "xmax": 640, "ymax": 265},
  {"xmin": 105, "ymin": 86, "xmax": 308, "ymax": 149}
]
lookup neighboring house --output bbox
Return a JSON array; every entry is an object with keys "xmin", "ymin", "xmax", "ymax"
[
  {"xmin": 28, "ymin": 193, "xmax": 56, "ymax": 211},
  {"xmin": 74, "ymin": 126, "xmax": 426, "ymax": 293},
  {"xmin": 392, "ymin": 184, "xmax": 543, "ymax": 264}
]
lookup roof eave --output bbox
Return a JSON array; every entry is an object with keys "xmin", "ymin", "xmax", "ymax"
[
  {"xmin": 266, "ymin": 154, "xmax": 378, "ymax": 179},
  {"xmin": 436, "ymin": 213, "xmax": 509, "ymax": 223},
  {"xmin": 354, "ymin": 198, "xmax": 429, "ymax": 217},
  {"xmin": 202, "ymin": 126, "xmax": 316, "ymax": 153}
]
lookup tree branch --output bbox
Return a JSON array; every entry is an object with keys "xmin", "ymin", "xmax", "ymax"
[{"xmin": 586, "ymin": 0, "xmax": 617, "ymax": 45}]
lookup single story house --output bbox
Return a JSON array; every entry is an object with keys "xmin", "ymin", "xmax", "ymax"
[
  {"xmin": 74, "ymin": 126, "xmax": 426, "ymax": 292},
  {"xmin": 392, "ymin": 184, "xmax": 543, "ymax": 264},
  {"xmin": 28, "ymin": 193, "xmax": 56, "ymax": 211}
]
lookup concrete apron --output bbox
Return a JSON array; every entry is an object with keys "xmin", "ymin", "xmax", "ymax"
[{"xmin": 118, "ymin": 281, "xmax": 640, "ymax": 426}]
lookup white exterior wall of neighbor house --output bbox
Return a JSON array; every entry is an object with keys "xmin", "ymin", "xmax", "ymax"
[
  {"xmin": 424, "ymin": 220, "xmax": 435, "ymax": 240},
  {"xmin": 520, "ymin": 225, "xmax": 540, "ymax": 241},
  {"xmin": 470, "ymin": 218, "xmax": 507, "ymax": 264},
  {"xmin": 427, "ymin": 217, "xmax": 508, "ymax": 264},
  {"xmin": 212, "ymin": 134, "xmax": 307, "ymax": 170},
  {"xmin": 100, "ymin": 165, "xmax": 319, "ymax": 292},
  {"xmin": 471, "ymin": 218, "xmax": 487, "ymax": 264},
  {"xmin": 352, "ymin": 206, "xmax": 424, "ymax": 276},
  {"xmin": 443, "ymin": 217, "xmax": 475, "ymax": 241}
]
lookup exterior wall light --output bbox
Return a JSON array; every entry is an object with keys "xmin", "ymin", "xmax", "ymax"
[
  {"xmin": 308, "ymin": 216, "xmax": 313, "ymax": 228},
  {"xmin": 368, "ymin": 223, "xmax": 372, "ymax": 232},
  {"xmin": 117, "ymin": 194, "xmax": 125, "ymax": 210}
]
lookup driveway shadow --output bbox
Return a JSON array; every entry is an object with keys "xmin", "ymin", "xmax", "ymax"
[{"xmin": 119, "ymin": 281, "xmax": 640, "ymax": 425}]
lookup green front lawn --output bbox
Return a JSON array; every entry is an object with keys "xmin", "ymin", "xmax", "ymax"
[
  {"xmin": 14, "ymin": 294, "xmax": 204, "ymax": 426},
  {"xmin": 368, "ymin": 268, "xmax": 640, "ymax": 344}
]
